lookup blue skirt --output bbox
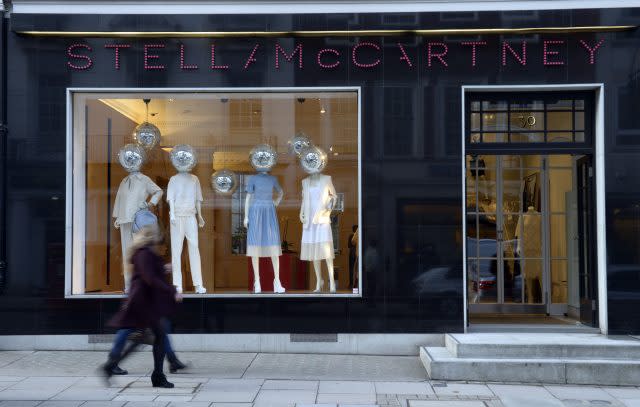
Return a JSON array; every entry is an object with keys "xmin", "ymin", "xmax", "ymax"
[{"xmin": 246, "ymin": 201, "xmax": 281, "ymax": 257}]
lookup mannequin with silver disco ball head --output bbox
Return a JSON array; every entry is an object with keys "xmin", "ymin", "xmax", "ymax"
[
  {"xmin": 299, "ymin": 145, "xmax": 337, "ymax": 293},
  {"xmin": 244, "ymin": 144, "xmax": 286, "ymax": 294},
  {"xmin": 167, "ymin": 145, "xmax": 206, "ymax": 294},
  {"xmin": 113, "ymin": 144, "xmax": 163, "ymax": 293}
]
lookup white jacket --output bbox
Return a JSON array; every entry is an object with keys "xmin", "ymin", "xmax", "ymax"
[
  {"xmin": 300, "ymin": 174, "xmax": 336, "ymax": 229},
  {"xmin": 112, "ymin": 172, "xmax": 163, "ymax": 225}
]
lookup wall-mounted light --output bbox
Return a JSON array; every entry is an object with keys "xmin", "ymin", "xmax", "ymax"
[{"xmin": 320, "ymin": 106, "xmax": 326, "ymax": 114}]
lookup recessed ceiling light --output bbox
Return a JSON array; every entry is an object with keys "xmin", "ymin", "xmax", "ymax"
[{"xmin": 320, "ymin": 107, "xmax": 326, "ymax": 114}]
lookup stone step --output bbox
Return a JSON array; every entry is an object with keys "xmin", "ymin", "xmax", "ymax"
[
  {"xmin": 421, "ymin": 346, "xmax": 640, "ymax": 386},
  {"xmin": 445, "ymin": 333, "xmax": 640, "ymax": 360}
]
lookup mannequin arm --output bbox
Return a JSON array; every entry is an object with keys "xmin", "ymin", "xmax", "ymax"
[
  {"xmin": 147, "ymin": 189, "xmax": 163, "ymax": 207},
  {"xmin": 327, "ymin": 177, "xmax": 337, "ymax": 210},
  {"xmin": 244, "ymin": 193, "xmax": 252, "ymax": 228},
  {"xmin": 196, "ymin": 201, "xmax": 205, "ymax": 228},
  {"xmin": 168, "ymin": 200, "xmax": 176, "ymax": 225},
  {"xmin": 274, "ymin": 188, "xmax": 284, "ymax": 207}
]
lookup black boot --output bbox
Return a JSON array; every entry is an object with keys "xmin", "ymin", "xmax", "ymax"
[
  {"xmin": 109, "ymin": 364, "xmax": 128, "ymax": 375},
  {"xmin": 151, "ymin": 372, "xmax": 174, "ymax": 388},
  {"xmin": 167, "ymin": 353, "xmax": 187, "ymax": 374},
  {"xmin": 101, "ymin": 357, "xmax": 118, "ymax": 385}
]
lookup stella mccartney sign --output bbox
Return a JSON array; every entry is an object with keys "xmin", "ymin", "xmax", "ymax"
[{"xmin": 66, "ymin": 39, "xmax": 606, "ymax": 71}]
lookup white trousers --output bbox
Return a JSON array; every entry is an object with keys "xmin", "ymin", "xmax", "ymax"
[
  {"xmin": 119, "ymin": 222, "xmax": 134, "ymax": 292},
  {"xmin": 170, "ymin": 215, "xmax": 203, "ymax": 292}
]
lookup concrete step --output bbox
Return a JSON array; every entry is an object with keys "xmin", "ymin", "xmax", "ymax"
[
  {"xmin": 421, "ymin": 346, "xmax": 640, "ymax": 385},
  {"xmin": 445, "ymin": 333, "xmax": 640, "ymax": 360}
]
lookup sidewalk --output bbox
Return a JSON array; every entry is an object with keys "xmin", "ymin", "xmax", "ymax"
[{"xmin": 0, "ymin": 351, "xmax": 638, "ymax": 407}]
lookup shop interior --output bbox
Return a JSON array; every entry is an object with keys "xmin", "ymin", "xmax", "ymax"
[{"xmin": 79, "ymin": 91, "xmax": 360, "ymax": 295}]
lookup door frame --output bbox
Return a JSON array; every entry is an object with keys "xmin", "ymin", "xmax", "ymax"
[{"xmin": 461, "ymin": 84, "xmax": 608, "ymax": 334}]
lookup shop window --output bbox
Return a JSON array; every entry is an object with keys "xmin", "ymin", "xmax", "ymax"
[{"xmin": 68, "ymin": 89, "xmax": 361, "ymax": 297}]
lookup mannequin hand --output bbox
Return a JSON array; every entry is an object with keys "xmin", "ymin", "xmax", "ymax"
[
  {"xmin": 146, "ymin": 201, "xmax": 155, "ymax": 209},
  {"xmin": 243, "ymin": 217, "xmax": 249, "ymax": 228},
  {"xmin": 174, "ymin": 293, "xmax": 183, "ymax": 303},
  {"xmin": 299, "ymin": 214, "xmax": 305, "ymax": 224},
  {"xmin": 198, "ymin": 216, "xmax": 205, "ymax": 228},
  {"xmin": 114, "ymin": 220, "xmax": 120, "ymax": 229},
  {"xmin": 170, "ymin": 216, "xmax": 177, "ymax": 225}
]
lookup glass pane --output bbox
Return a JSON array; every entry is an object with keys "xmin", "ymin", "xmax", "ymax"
[
  {"xmin": 470, "ymin": 101, "xmax": 481, "ymax": 111},
  {"xmin": 575, "ymin": 132, "xmax": 585, "ymax": 142},
  {"xmin": 550, "ymin": 214, "xmax": 568, "ymax": 258},
  {"xmin": 516, "ymin": 212, "xmax": 542, "ymax": 257},
  {"xmin": 510, "ymin": 132, "xmax": 544, "ymax": 143},
  {"xmin": 522, "ymin": 259, "xmax": 544, "ymax": 303},
  {"xmin": 482, "ymin": 133, "xmax": 507, "ymax": 143},
  {"xmin": 547, "ymin": 111, "xmax": 573, "ymax": 131},
  {"xmin": 470, "ymin": 112, "xmax": 481, "ymax": 131},
  {"xmin": 547, "ymin": 99, "xmax": 573, "ymax": 110},
  {"xmin": 482, "ymin": 100, "xmax": 508, "ymax": 111},
  {"xmin": 470, "ymin": 133, "xmax": 481, "ymax": 143},
  {"xmin": 475, "ymin": 258, "xmax": 498, "ymax": 303},
  {"xmin": 549, "ymin": 169, "xmax": 572, "ymax": 212},
  {"xmin": 575, "ymin": 111, "xmax": 585, "ymax": 131},
  {"xmin": 502, "ymin": 214, "xmax": 519, "ymax": 258},
  {"xmin": 521, "ymin": 155, "xmax": 542, "ymax": 169},
  {"xmin": 503, "ymin": 257, "xmax": 523, "ymax": 303},
  {"xmin": 575, "ymin": 99, "xmax": 585, "ymax": 109},
  {"xmin": 502, "ymin": 169, "xmax": 523, "ymax": 214},
  {"xmin": 510, "ymin": 112, "xmax": 544, "ymax": 131},
  {"xmin": 548, "ymin": 132, "xmax": 573, "ymax": 143},
  {"xmin": 551, "ymin": 259, "xmax": 568, "ymax": 303},
  {"xmin": 482, "ymin": 112, "xmax": 508, "ymax": 131},
  {"xmin": 510, "ymin": 100, "xmax": 544, "ymax": 110}
]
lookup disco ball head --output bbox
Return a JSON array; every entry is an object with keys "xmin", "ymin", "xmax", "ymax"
[
  {"xmin": 211, "ymin": 169, "xmax": 238, "ymax": 195},
  {"xmin": 299, "ymin": 145, "xmax": 328, "ymax": 174},
  {"xmin": 133, "ymin": 122, "xmax": 161, "ymax": 150},
  {"xmin": 118, "ymin": 143, "xmax": 146, "ymax": 173},
  {"xmin": 170, "ymin": 144, "xmax": 197, "ymax": 172},
  {"xmin": 249, "ymin": 144, "xmax": 277, "ymax": 172}
]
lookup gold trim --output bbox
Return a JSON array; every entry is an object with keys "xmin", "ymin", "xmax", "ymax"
[{"xmin": 15, "ymin": 25, "xmax": 637, "ymax": 38}]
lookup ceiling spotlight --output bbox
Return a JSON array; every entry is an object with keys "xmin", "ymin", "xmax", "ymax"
[
  {"xmin": 221, "ymin": 98, "xmax": 229, "ymax": 103},
  {"xmin": 320, "ymin": 107, "xmax": 326, "ymax": 114},
  {"xmin": 297, "ymin": 98, "xmax": 306, "ymax": 103},
  {"xmin": 168, "ymin": 98, "xmax": 174, "ymax": 102}
]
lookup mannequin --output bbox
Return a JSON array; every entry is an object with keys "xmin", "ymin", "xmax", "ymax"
[
  {"xmin": 113, "ymin": 170, "xmax": 162, "ymax": 293},
  {"xmin": 515, "ymin": 206, "xmax": 542, "ymax": 303},
  {"xmin": 243, "ymin": 170, "xmax": 286, "ymax": 294},
  {"xmin": 167, "ymin": 167, "xmax": 206, "ymax": 294},
  {"xmin": 300, "ymin": 171, "xmax": 337, "ymax": 293}
]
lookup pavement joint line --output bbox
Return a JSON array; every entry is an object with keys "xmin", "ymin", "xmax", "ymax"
[{"xmin": 240, "ymin": 352, "xmax": 259, "ymax": 379}]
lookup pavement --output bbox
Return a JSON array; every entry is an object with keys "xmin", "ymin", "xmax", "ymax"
[{"xmin": 0, "ymin": 351, "xmax": 639, "ymax": 407}]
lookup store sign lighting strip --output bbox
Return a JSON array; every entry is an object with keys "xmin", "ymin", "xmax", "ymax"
[{"xmin": 15, "ymin": 25, "xmax": 637, "ymax": 38}]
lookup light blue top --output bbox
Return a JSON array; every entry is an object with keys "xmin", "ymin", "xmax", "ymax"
[
  {"xmin": 245, "ymin": 173, "xmax": 282, "ymax": 203},
  {"xmin": 245, "ymin": 173, "xmax": 282, "ymax": 250}
]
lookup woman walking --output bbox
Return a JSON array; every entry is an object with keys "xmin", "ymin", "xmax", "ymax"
[{"xmin": 103, "ymin": 224, "xmax": 180, "ymax": 388}]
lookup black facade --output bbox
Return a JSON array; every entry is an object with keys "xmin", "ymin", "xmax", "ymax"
[{"xmin": 1, "ymin": 8, "xmax": 640, "ymax": 336}]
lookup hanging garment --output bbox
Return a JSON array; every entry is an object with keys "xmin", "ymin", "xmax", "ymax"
[
  {"xmin": 300, "ymin": 175, "xmax": 336, "ymax": 261},
  {"xmin": 246, "ymin": 173, "xmax": 283, "ymax": 257},
  {"xmin": 515, "ymin": 207, "xmax": 543, "ymax": 303},
  {"xmin": 170, "ymin": 215, "xmax": 203, "ymax": 292}
]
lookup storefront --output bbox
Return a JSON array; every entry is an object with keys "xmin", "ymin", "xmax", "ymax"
[{"xmin": 1, "ymin": 1, "xmax": 639, "ymax": 339}]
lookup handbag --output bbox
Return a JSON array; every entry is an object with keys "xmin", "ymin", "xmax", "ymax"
[
  {"xmin": 132, "ymin": 207, "xmax": 158, "ymax": 233},
  {"xmin": 128, "ymin": 328, "xmax": 155, "ymax": 345}
]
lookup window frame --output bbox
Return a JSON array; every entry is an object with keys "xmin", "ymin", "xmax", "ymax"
[{"xmin": 65, "ymin": 86, "xmax": 362, "ymax": 298}]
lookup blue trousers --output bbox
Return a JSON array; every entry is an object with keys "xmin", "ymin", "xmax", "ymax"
[{"xmin": 109, "ymin": 320, "xmax": 176, "ymax": 361}]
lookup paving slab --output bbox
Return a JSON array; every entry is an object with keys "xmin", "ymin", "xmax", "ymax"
[
  {"xmin": 192, "ymin": 390, "xmax": 258, "ymax": 403},
  {"xmin": 408, "ymin": 402, "xmax": 487, "ymax": 407},
  {"xmin": 319, "ymin": 381, "xmax": 375, "ymax": 394},
  {"xmin": 51, "ymin": 387, "xmax": 121, "ymax": 400},
  {"xmin": 0, "ymin": 402, "xmax": 41, "ymax": 407},
  {"xmin": 262, "ymin": 380, "xmax": 318, "ymax": 390},
  {"xmin": 374, "ymin": 381, "xmax": 432, "ymax": 395},
  {"xmin": 621, "ymin": 400, "xmax": 640, "ymax": 407},
  {"xmin": 0, "ymin": 389, "xmax": 62, "ymax": 400},
  {"xmin": 545, "ymin": 385, "xmax": 615, "ymax": 400},
  {"xmin": 245, "ymin": 354, "xmax": 427, "ymax": 381},
  {"xmin": 0, "ymin": 353, "xmax": 32, "ymax": 369},
  {"xmin": 254, "ymin": 389, "xmax": 317, "ymax": 406},
  {"xmin": 154, "ymin": 396, "xmax": 194, "ymax": 402},
  {"xmin": 316, "ymin": 393, "xmax": 377, "ymax": 404},
  {"xmin": 112, "ymin": 394, "xmax": 158, "ymax": 402},
  {"xmin": 38, "ymin": 402, "xmax": 84, "ymax": 407},
  {"xmin": 200, "ymin": 379, "xmax": 263, "ymax": 391},
  {"xmin": 433, "ymin": 383, "xmax": 494, "ymax": 397},
  {"xmin": 82, "ymin": 402, "xmax": 127, "ymax": 407},
  {"xmin": 604, "ymin": 388, "xmax": 640, "ymax": 399},
  {"xmin": 119, "ymin": 402, "xmax": 170, "ymax": 407}
]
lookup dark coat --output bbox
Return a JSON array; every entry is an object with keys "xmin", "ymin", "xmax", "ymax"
[{"xmin": 109, "ymin": 246, "xmax": 177, "ymax": 329}]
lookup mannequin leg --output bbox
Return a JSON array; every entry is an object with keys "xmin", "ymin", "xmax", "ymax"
[
  {"xmin": 312, "ymin": 260, "xmax": 324, "ymax": 292},
  {"xmin": 326, "ymin": 258, "xmax": 336, "ymax": 293},
  {"xmin": 271, "ymin": 256, "xmax": 285, "ymax": 293},
  {"xmin": 120, "ymin": 223, "xmax": 133, "ymax": 293},
  {"xmin": 170, "ymin": 217, "xmax": 186, "ymax": 293},
  {"xmin": 184, "ymin": 216, "xmax": 205, "ymax": 293},
  {"xmin": 251, "ymin": 257, "xmax": 261, "ymax": 293}
]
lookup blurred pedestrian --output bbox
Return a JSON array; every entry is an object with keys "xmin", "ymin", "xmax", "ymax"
[{"xmin": 102, "ymin": 224, "xmax": 181, "ymax": 388}]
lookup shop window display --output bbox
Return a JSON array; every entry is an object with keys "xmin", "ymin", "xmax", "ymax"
[{"xmin": 69, "ymin": 89, "xmax": 360, "ymax": 296}]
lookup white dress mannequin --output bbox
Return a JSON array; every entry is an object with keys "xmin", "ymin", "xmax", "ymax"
[
  {"xmin": 167, "ymin": 170, "xmax": 206, "ymax": 294},
  {"xmin": 300, "ymin": 173, "xmax": 337, "ymax": 293},
  {"xmin": 243, "ymin": 170, "xmax": 286, "ymax": 294},
  {"xmin": 516, "ymin": 206, "xmax": 542, "ymax": 303},
  {"xmin": 112, "ymin": 170, "xmax": 162, "ymax": 292}
]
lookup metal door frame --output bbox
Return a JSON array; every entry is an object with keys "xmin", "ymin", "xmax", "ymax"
[{"xmin": 461, "ymin": 84, "xmax": 608, "ymax": 334}]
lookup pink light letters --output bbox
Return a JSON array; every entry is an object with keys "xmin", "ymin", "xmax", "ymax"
[
  {"xmin": 67, "ymin": 44, "xmax": 93, "ymax": 70},
  {"xmin": 180, "ymin": 44, "xmax": 198, "ymax": 70},
  {"xmin": 317, "ymin": 48, "xmax": 340, "ymax": 69},
  {"xmin": 461, "ymin": 41, "xmax": 487, "ymax": 67},
  {"xmin": 210, "ymin": 44, "xmax": 229, "ymax": 69},
  {"xmin": 104, "ymin": 44, "xmax": 130, "ymax": 70},
  {"xmin": 397, "ymin": 43, "xmax": 413, "ymax": 68},
  {"xmin": 502, "ymin": 41, "xmax": 527, "ymax": 66},
  {"xmin": 144, "ymin": 44, "xmax": 165, "ymax": 70},
  {"xmin": 543, "ymin": 40, "xmax": 565, "ymax": 66},
  {"xmin": 352, "ymin": 42, "xmax": 381, "ymax": 68},
  {"xmin": 579, "ymin": 39, "xmax": 605, "ymax": 65},
  {"xmin": 275, "ymin": 43, "xmax": 303, "ymax": 69},
  {"xmin": 427, "ymin": 42, "xmax": 448, "ymax": 67},
  {"xmin": 244, "ymin": 44, "xmax": 260, "ymax": 70}
]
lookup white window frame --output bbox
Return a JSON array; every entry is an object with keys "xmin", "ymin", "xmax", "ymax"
[{"xmin": 65, "ymin": 86, "xmax": 362, "ymax": 299}]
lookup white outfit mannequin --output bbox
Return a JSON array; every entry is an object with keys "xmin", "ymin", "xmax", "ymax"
[
  {"xmin": 515, "ymin": 206, "xmax": 542, "ymax": 303},
  {"xmin": 300, "ymin": 173, "xmax": 337, "ymax": 293},
  {"xmin": 243, "ymin": 171, "xmax": 286, "ymax": 294},
  {"xmin": 167, "ymin": 171, "xmax": 206, "ymax": 294},
  {"xmin": 112, "ymin": 171, "xmax": 162, "ymax": 292}
]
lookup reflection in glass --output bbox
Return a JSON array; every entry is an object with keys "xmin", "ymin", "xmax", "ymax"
[
  {"xmin": 510, "ymin": 132, "xmax": 544, "ymax": 143},
  {"xmin": 548, "ymin": 132, "xmax": 573, "ymax": 142},
  {"xmin": 481, "ymin": 100, "xmax": 508, "ymax": 111},
  {"xmin": 550, "ymin": 214, "xmax": 568, "ymax": 258},
  {"xmin": 482, "ymin": 133, "xmax": 507, "ymax": 143},
  {"xmin": 547, "ymin": 99, "xmax": 573, "ymax": 110},
  {"xmin": 470, "ymin": 112, "xmax": 481, "ymax": 131},
  {"xmin": 510, "ymin": 100, "xmax": 544, "ymax": 110},
  {"xmin": 482, "ymin": 112, "xmax": 508, "ymax": 131},
  {"xmin": 521, "ymin": 259, "xmax": 544, "ymax": 303},
  {"xmin": 551, "ymin": 259, "xmax": 568, "ymax": 303},
  {"xmin": 510, "ymin": 112, "xmax": 544, "ymax": 131},
  {"xmin": 575, "ymin": 111, "xmax": 585, "ymax": 131},
  {"xmin": 547, "ymin": 111, "xmax": 573, "ymax": 131}
]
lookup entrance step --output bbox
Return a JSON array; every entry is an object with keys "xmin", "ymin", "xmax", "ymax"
[{"xmin": 420, "ymin": 333, "xmax": 640, "ymax": 385}]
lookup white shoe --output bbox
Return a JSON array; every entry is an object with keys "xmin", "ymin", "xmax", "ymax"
[
  {"xmin": 329, "ymin": 284, "xmax": 336, "ymax": 293},
  {"xmin": 195, "ymin": 286, "xmax": 207, "ymax": 294},
  {"xmin": 274, "ymin": 279, "xmax": 286, "ymax": 294},
  {"xmin": 313, "ymin": 280, "xmax": 324, "ymax": 293},
  {"xmin": 254, "ymin": 281, "xmax": 262, "ymax": 294}
]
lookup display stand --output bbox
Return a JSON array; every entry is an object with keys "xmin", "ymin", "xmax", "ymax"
[{"xmin": 248, "ymin": 253, "xmax": 308, "ymax": 292}]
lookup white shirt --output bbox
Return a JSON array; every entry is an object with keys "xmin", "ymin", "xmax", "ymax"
[
  {"xmin": 112, "ymin": 172, "xmax": 163, "ymax": 224},
  {"xmin": 300, "ymin": 174, "xmax": 336, "ymax": 229},
  {"xmin": 167, "ymin": 172, "xmax": 203, "ymax": 216}
]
